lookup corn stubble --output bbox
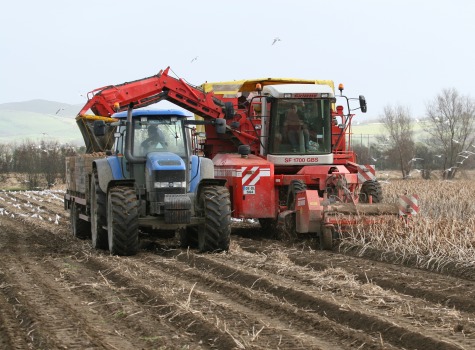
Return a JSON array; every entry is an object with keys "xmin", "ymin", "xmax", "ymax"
[{"xmin": 339, "ymin": 179, "xmax": 475, "ymax": 271}]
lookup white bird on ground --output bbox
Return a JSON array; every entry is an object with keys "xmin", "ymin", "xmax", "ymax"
[
  {"xmin": 443, "ymin": 166, "xmax": 458, "ymax": 173},
  {"xmin": 408, "ymin": 157, "xmax": 423, "ymax": 164},
  {"xmin": 272, "ymin": 37, "xmax": 281, "ymax": 45}
]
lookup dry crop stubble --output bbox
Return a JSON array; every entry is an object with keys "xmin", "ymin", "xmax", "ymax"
[{"xmin": 340, "ymin": 179, "xmax": 475, "ymax": 273}]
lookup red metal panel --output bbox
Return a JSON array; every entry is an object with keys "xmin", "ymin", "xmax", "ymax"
[
  {"xmin": 295, "ymin": 190, "xmax": 323, "ymax": 233},
  {"xmin": 213, "ymin": 154, "xmax": 276, "ymax": 219}
]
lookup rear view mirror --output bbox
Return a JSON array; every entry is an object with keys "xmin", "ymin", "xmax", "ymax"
[{"xmin": 359, "ymin": 95, "xmax": 367, "ymax": 113}]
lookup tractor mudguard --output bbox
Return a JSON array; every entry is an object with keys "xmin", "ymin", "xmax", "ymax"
[
  {"xmin": 195, "ymin": 178, "xmax": 227, "ymax": 207},
  {"xmin": 190, "ymin": 156, "xmax": 215, "ymax": 193},
  {"xmin": 94, "ymin": 157, "xmax": 125, "ymax": 193}
]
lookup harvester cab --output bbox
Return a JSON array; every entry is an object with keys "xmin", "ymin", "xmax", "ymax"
[{"xmin": 258, "ymin": 83, "xmax": 337, "ymax": 163}]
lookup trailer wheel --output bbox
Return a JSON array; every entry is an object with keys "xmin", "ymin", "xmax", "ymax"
[
  {"xmin": 90, "ymin": 170, "xmax": 108, "ymax": 250},
  {"xmin": 107, "ymin": 186, "xmax": 139, "ymax": 256},
  {"xmin": 70, "ymin": 201, "xmax": 90, "ymax": 239},
  {"xmin": 197, "ymin": 186, "xmax": 231, "ymax": 252},
  {"xmin": 359, "ymin": 180, "xmax": 383, "ymax": 203}
]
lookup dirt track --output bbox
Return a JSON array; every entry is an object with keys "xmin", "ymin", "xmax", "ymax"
[{"xmin": 1, "ymin": 190, "xmax": 475, "ymax": 349}]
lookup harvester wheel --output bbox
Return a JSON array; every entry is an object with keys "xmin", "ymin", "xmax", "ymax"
[
  {"xmin": 359, "ymin": 180, "xmax": 383, "ymax": 203},
  {"xmin": 287, "ymin": 180, "xmax": 307, "ymax": 210},
  {"xmin": 258, "ymin": 218, "xmax": 280, "ymax": 238},
  {"xmin": 70, "ymin": 201, "xmax": 90, "ymax": 239},
  {"xmin": 91, "ymin": 170, "xmax": 108, "ymax": 250},
  {"xmin": 283, "ymin": 180, "xmax": 307, "ymax": 240},
  {"xmin": 107, "ymin": 186, "xmax": 139, "ymax": 256},
  {"xmin": 320, "ymin": 226, "xmax": 333, "ymax": 250},
  {"xmin": 197, "ymin": 185, "xmax": 231, "ymax": 252}
]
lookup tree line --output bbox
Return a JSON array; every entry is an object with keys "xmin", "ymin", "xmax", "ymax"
[
  {"xmin": 355, "ymin": 88, "xmax": 475, "ymax": 179},
  {"xmin": 0, "ymin": 140, "xmax": 85, "ymax": 190}
]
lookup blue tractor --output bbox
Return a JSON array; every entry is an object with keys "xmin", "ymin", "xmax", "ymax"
[{"xmin": 66, "ymin": 107, "xmax": 231, "ymax": 256}]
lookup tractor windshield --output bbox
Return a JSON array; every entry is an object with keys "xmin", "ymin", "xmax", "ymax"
[
  {"xmin": 268, "ymin": 99, "xmax": 332, "ymax": 154},
  {"xmin": 132, "ymin": 119, "xmax": 187, "ymax": 157}
]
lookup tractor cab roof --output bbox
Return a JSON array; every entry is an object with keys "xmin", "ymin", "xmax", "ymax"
[{"xmin": 112, "ymin": 109, "xmax": 190, "ymax": 119}]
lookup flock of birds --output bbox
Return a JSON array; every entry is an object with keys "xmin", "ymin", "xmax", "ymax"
[{"xmin": 0, "ymin": 190, "xmax": 62, "ymax": 224}]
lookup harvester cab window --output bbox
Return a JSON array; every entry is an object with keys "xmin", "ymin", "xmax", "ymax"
[{"xmin": 269, "ymin": 99, "xmax": 332, "ymax": 154}]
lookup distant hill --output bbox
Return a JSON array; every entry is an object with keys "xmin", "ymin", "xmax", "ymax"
[{"xmin": 0, "ymin": 100, "xmax": 84, "ymax": 145}]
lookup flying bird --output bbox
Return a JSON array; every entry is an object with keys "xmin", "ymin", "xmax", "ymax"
[
  {"xmin": 55, "ymin": 108, "xmax": 65, "ymax": 115},
  {"xmin": 191, "ymin": 56, "xmax": 198, "ymax": 63},
  {"xmin": 272, "ymin": 37, "xmax": 281, "ymax": 45}
]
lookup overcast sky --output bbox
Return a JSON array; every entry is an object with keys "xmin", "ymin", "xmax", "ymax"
[{"xmin": 1, "ymin": 0, "xmax": 474, "ymax": 119}]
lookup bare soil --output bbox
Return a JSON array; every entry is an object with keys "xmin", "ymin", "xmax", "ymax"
[{"xmin": 1, "ymin": 190, "xmax": 475, "ymax": 349}]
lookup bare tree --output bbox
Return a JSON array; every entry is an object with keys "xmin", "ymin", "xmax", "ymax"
[
  {"xmin": 13, "ymin": 140, "xmax": 42, "ymax": 190},
  {"xmin": 0, "ymin": 143, "xmax": 14, "ymax": 182},
  {"xmin": 380, "ymin": 105, "xmax": 415, "ymax": 178},
  {"xmin": 425, "ymin": 88, "xmax": 475, "ymax": 179}
]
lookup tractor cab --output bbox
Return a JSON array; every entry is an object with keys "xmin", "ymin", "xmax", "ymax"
[{"xmin": 110, "ymin": 109, "xmax": 192, "ymax": 213}]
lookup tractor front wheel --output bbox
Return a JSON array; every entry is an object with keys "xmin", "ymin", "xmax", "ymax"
[
  {"xmin": 197, "ymin": 186, "xmax": 231, "ymax": 252},
  {"xmin": 107, "ymin": 186, "xmax": 139, "ymax": 256}
]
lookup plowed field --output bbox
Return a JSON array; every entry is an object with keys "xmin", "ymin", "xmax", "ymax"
[{"xmin": 1, "ymin": 190, "xmax": 475, "ymax": 349}]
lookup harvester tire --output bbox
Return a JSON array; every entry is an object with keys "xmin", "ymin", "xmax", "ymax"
[
  {"xmin": 107, "ymin": 186, "xmax": 139, "ymax": 256},
  {"xmin": 320, "ymin": 226, "xmax": 333, "ymax": 250},
  {"xmin": 258, "ymin": 218, "xmax": 280, "ymax": 238},
  {"xmin": 198, "ymin": 185, "xmax": 231, "ymax": 252},
  {"xmin": 90, "ymin": 170, "xmax": 108, "ymax": 250},
  {"xmin": 70, "ymin": 201, "xmax": 90, "ymax": 239},
  {"xmin": 359, "ymin": 180, "xmax": 383, "ymax": 203},
  {"xmin": 287, "ymin": 180, "xmax": 307, "ymax": 210},
  {"xmin": 283, "ymin": 180, "xmax": 307, "ymax": 241}
]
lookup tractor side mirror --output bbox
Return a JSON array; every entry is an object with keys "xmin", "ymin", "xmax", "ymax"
[
  {"xmin": 215, "ymin": 118, "xmax": 227, "ymax": 134},
  {"xmin": 93, "ymin": 120, "xmax": 106, "ymax": 136},
  {"xmin": 359, "ymin": 95, "xmax": 367, "ymax": 113}
]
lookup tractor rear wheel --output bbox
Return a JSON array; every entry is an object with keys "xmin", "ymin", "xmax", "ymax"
[
  {"xmin": 90, "ymin": 170, "xmax": 108, "ymax": 250},
  {"xmin": 197, "ymin": 186, "xmax": 231, "ymax": 252},
  {"xmin": 107, "ymin": 186, "xmax": 139, "ymax": 256},
  {"xmin": 359, "ymin": 180, "xmax": 383, "ymax": 203},
  {"xmin": 70, "ymin": 201, "xmax": 90, "ymax": 239}
]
